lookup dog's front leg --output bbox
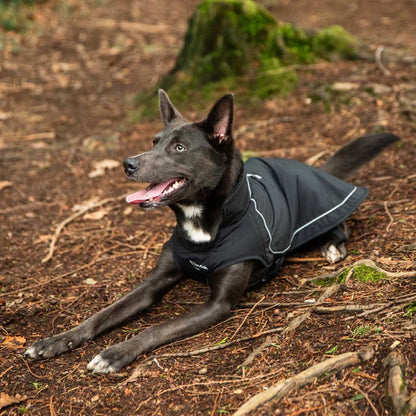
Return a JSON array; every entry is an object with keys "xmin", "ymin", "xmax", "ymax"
[
  {"xmin": 87, "ymin": 261, "xmax": 254, "ymax": 374},
  {"xmin": 26, "ymin": 243, "xmax": 183, "ymax": 360}
]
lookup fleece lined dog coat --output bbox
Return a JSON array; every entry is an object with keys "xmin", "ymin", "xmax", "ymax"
[{"xmin": 170, "ymin": 158, "xmax": 368, "ymax": 287}]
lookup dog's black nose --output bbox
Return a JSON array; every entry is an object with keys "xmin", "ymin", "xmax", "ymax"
[{"xmin": 123, "ymin": 157, "xmax": 140, "ymax": 175}]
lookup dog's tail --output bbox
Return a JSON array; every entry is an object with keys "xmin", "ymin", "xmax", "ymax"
[{"xmin": 321, "ymin": 133, "xmax": 400, "ymax": 180}]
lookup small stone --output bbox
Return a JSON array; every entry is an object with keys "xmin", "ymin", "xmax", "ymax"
[
  {"xmin": 234, "ymin": 389, "xmax": 243, "ymax": 394},
  {"xmin": 85, "ymin": 278, "xmax": 97, "ymax": 285},
  {"xmin": 198, "ymin": 367, "xmax": 208, "ymax": 375}
]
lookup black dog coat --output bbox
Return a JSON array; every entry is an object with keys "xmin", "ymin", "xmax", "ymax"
[{"xmin": 170, "ymin": 158, "xmax": 368, "ymax": 286}]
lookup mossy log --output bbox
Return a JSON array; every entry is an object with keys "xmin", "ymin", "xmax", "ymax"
[{"xmin": 136, "ymin": 0, "xmax": 358, "ymax": 117}]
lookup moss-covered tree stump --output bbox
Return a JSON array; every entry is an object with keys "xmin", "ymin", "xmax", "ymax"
[{"xmin": 136, "ymin": 0, "xmax": 358, "ymax": 117}]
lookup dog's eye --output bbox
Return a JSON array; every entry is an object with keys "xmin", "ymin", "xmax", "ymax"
[{"xmin": 175, "ymin": 144, "xmax": 186, "ymax": 152}]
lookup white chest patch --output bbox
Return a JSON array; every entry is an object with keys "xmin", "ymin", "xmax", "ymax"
[
  {"xmin": 177, "ymin": 204, "xmax": 203, "ymax": 219},
  {"xmin": 182, "ymin": 221, "xmax": 212, "ymax": 243}
]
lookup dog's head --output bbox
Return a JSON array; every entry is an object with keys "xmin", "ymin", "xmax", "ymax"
[{"xmin": 124, "ymin": 90, "xmax": 235, "ymax": 209}]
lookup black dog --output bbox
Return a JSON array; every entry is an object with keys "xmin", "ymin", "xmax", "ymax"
[{"xmin": 26, "ymin": 90, "xmax": 398, "ymax": 374}]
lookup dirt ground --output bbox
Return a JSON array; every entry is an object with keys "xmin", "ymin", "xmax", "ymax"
[{"xmin": 1, "ymin": 0, "xmax": 415, "ymax": 414}]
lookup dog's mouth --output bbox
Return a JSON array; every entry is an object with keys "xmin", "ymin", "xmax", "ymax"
[{"xmin": 126, "ymin": 177, "xmax": 187, "ymax": 206}]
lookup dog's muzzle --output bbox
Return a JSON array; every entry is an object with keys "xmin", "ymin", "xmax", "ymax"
[{"xmin": 123, "ymin": 157, "xmax": 140, "ymax": 176}]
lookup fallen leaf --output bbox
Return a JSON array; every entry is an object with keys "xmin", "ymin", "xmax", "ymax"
[
  {"xmin": 33, "ymin": 234, "xmax": 52, "ymax": 245},
  {"xmin": 83, "ymin": 207, "xmax": 110, "ymax": 220},
  {"xmin": 0, "ymin": 393, "xmax": 27, "ymax": 410},
  {"xmin": 89, "ymin": 159, "xmax": 120, "ymax": 178},
  {"xmin": 1, "ymin": 335, "xmax": 26, "ymax": 350},
  {"xmin": 0, "ymin": 181, "xmax": 13, "ymax": 191}
]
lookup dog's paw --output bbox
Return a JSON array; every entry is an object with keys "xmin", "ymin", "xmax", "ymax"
[
  {"xmin": 25, "ymin": 330, "xmax": 85, "ymax": 360},
  {"xmin": 321, "ymin": 242, "xmax": 347, "ymax": 264},
  {"xmin": 87, "ymin": 344, "xmax": 136, "ymax": 374}
]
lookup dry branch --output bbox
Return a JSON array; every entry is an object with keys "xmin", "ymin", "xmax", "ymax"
[
  {"xmin": 232, "ymin": 348, "xmax": 375, "ymax": 416},
  {"xmin": 78, "ymin": 18, "xmax": 171, "ymax": 34},
  {"xmin": 126, "ymin": 327, "xmax": 284, "ymax": 384},
  {"xmin": 239, "ymin": 280, "xmax": 342, "ymax": 369},
  {"xmin": 315, "ymin": 304, "xmax": 380, "ymax": 313},
  {"xmin": 383, "ymin": 351, "xmax": 408, "ymax": 416},
  {"xmin": 41, "ymin": 194, "xmax": 126, "ymax": 263},
  {"xmin": 408, "ymin": 395, "xmax": 416, "ymax": 414},
  {"xmin": 375, "ymin": 45, "xmax": 391, "ymax": 76},
  {"xmin": 284, "ymin": 282, "xmax": 340, "ymax": 333}
]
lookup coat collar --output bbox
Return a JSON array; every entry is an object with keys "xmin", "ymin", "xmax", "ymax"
[{"xmin": 221, "ymin": 168, "xmax": 251, "ymax": 226}]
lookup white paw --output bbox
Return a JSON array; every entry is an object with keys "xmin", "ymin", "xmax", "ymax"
[
  {"xmin": 87, "ymin": 354, "xmax": 116, "ymax": 374},
  {"xmin": 25, "ymin": 346, "xmax": 39, "ymax": 359},
  {"xmin": 322, "ymin": 243, "xmax": 346, "ymax": 264}
]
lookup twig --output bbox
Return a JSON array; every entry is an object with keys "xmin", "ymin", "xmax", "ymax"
[
  {"xmin": 4, "ymin": 132, "xmax": 56, "ymax": 142},
  {"xmin": 341, "ymin": 109, "xmax": 362, "ymax": 141},
  {"xmin": 0, "ymin": 201, "xmax": 60, "ymax": 215},
  {"xmin": 49, "ymin": 395, "xmax": 57, "ymax": 416},
  {"xmin": 229, "ymin": 296, "xmax": 265, "ymax": 341},
  {"xmin": 384, "ymin": 201, "xmax": 394, "ymax": 232},
  {"xmin": 285, "ymin": 256, "xmax": 325, "ymax": 263},
  {"xmin": 78, "ymin": 18, "xmax": 171, "ymax": 34},
  {"xmin": 125, "ymin": 327, "xmax": 284, "ymax": 383},
  {"xmin": 345, "ymin": 383, "xmax": 380, "ymax": 416},
  {"xmin": 134, "ymin": 367, "xmax": 284, "ymax": 412},
  {"xmin": 375, "ymin": 45, "xmax": 391, "ymax": 76},
  {"xmin": 238, "ymin": 281, "xmax": 342, "ymax": 369},
  {"xmin": 19, "ymin": 355, "xmax": 50, "ymax": 379},
  {"xmin": 238, "ymin": 336, "xmax": 272, "ymax": 370},
  {"xmin": 315, "ymin": 304, "xmax": 381, "ymax": 313},
  {"xmin": 1, "ymin": 250, "xmax": 140, "ymax": 297},
  {"xmin": 383, "ymin": 351, "xmax": 408, "ymax": 416},
  {"xmin": 41, "ymin": 194, "xmax": 126, "ymax": 263},
  {"xmin": 210, "ymin": 389, "xmax": 223, "ymax": 416},
  {"xmin": 286, "ymin": 283, "xmax": 341, "ymax": 333},
  {"xmin": 232, "ymin": 348, "xmax": 375, "ymax": 416},
  {"xmin": 304, "ymin": 151, "xmax": 329, "ymax": 167},
  {"xmin": 350, "ymin": 294, "xmax": 416, "ymax": 320}
]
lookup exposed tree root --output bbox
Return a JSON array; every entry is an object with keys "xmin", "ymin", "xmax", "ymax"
[
  {"xmin": 306, "ymin": 258, "xmax": 416, "ymax": 283},
  {"xmin": 383, "ymin": 351, "xmax": 408, "ymax": 416},
  {"xmin": 238, "ymin": 282, "xmax": 341, "ymax": 370},
  {"xmin": 232, "ymin": 348, "xmax": 375, "ymax": 416}
]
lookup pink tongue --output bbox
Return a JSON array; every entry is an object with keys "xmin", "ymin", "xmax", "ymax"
[{"xmin": 126, "ymin": 178, "xmax": 178, "ymax": 204}]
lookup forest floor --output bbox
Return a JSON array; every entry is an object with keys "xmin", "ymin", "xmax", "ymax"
[{"xmin": 1, "ymin": 0, "xmax": 415, "ymax": 415}]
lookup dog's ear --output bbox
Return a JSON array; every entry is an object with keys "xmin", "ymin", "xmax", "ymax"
[
  {"xmin": 205, "ymin": 93, "xmax": 234, "ymax": 144},
  {"xmin": 158, "ymin": 89, "xmax": 182, "ymax": 126}
]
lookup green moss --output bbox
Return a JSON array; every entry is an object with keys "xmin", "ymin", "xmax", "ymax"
[
  {"xmin": 353, "ymin": 265, "xmax": 386, "ymax": 282},
  {"xmin": 135, "ymin": 0, "xmax": 359, "ymax": 119},
  {"xmin": 338, "ymin": 267, "xmax": 352, "ymax": 283},
  {"xmin": 0, "ymin": 0, "xmax": 45, "ymax": 32},
  {"xmin": 405, "ymin": 302, "xmax": 416, "ymax": 318},
  {"xmin": 315, "ymin": 275, "xmax": 337, "ymax": 287},
  {"xmin": 313, "ymin": 26, "xmax": 358, "ymax": 60}
]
